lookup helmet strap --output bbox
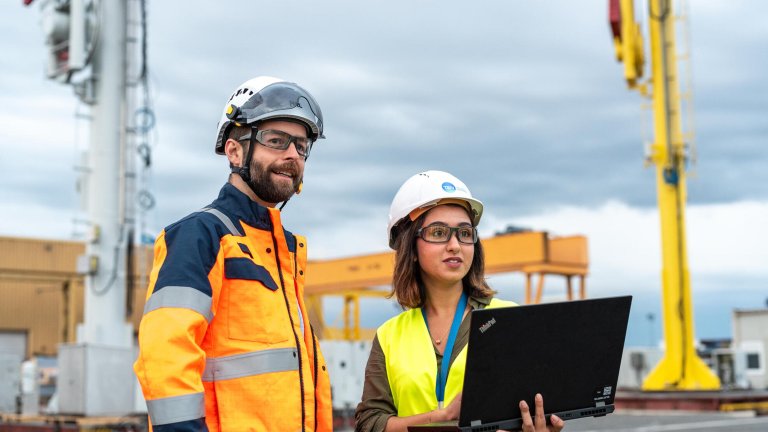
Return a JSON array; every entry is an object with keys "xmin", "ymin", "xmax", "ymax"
[
  {"xmin": 278, "ymin": 178, "xmax": 303, "ymax": 211},
  {"xmin": 233, "ymin": 126, "xmax": 271, "ymax": 204}
]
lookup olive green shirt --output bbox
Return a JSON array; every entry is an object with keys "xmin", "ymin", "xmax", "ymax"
[{"xmin": 354, "ymin": 295, "xmax": 493, "ymax": 432}]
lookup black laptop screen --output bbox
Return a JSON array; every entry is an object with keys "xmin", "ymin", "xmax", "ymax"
[{"xmin": 458, "ymin": 296, "xmax": 631, "ymax": 427}]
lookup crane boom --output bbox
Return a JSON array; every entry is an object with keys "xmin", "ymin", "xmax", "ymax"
[
  {"xmin": 303, "ymin": 231, "xmax": 589, "ymax": 339},
  {"xmin": 305, "ymin": 231, "xmax": 588, "ymax": 295}
]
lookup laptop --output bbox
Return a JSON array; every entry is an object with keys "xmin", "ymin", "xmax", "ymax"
[{"xmin": 409, "ymin": 295, "xmax": 632, "ymax": 431}]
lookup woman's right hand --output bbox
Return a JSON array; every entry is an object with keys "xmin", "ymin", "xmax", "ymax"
[
  {"xmin": 383, "ymin": 392, "xmax": 464, "ymax": 432},
  {"xmin": 439, "ymin": 392, "xmax": 462, "ymax": 421},
  {"xmin": 430, "ymin": 393, "xmax": 461, "ymax": 422}
]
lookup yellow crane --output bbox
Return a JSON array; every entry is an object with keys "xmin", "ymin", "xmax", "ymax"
[{"xmin": 609, "ymin": 0, "xmax": 720, "ymax": 390}]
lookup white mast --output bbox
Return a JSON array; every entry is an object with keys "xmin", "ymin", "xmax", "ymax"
[
  {"xmin": 80, "ymin": 0, "xmax": 132, "ymax": 347},
  {"xmin": 39, "ymin": 0, "xmax": 137, "ymax": 415}
]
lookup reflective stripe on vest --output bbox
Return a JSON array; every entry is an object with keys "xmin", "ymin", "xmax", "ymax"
[
  {"xmin": 146, "ymin": 392, "xmax": 205, "ymax": 426},
  {"xmin": 202, "ymin": 347, "xmax": 299, "ymax": 382},
  {"xmin": 143, "ymin": 286, "xmax": 214, "ymax": 323},
  {"xmin": 378, "ymin": 297, "xmax": 515, "ymax": 417},
  {"xmin": 200, "ymin": 207, "xmax": 243, "ymax": 236}
]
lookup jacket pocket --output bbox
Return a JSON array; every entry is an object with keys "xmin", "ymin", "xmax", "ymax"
[
  {"xmin": 224, "ymin": 257, "xmax": 290, "ymax": 343},
  {"xmin": 224, "ymin": 257, "xmax": 278, "ymax": 290}
]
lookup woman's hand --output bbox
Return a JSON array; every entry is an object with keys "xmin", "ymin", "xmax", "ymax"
[
  {"xmin": 518, "ymin": 393, "xmax": 564, "ymax": 432},
  {"xmin": 438, "ymin": 392, "xmax": 462, "ymax": 421},
  {"xmin": 497, "ymin": 393, "xmax": 564, "ymax": 432}
]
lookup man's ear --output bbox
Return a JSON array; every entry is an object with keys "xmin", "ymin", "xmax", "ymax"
[{"xmin": 224, "ymin": 138, "xmax": 244, "ymax": 167}]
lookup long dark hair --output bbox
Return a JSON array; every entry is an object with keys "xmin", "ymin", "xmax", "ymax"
[{"xmin": 390, "ymin": 205, "xmax": 494, "ymax": 309}]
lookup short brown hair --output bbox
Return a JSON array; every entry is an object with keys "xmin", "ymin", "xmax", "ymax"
[
  {"xmin": 227, "ymin": 124, "xmax": 251, "ymax": 144},
  {"xmin": 390, "ymin": 206, "xmax": 494, "ymax": 309}
]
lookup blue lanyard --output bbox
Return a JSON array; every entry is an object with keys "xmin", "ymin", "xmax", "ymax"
[{"xmin": 422, "ymin": 291, "xmax": 468, "ymax": 406}]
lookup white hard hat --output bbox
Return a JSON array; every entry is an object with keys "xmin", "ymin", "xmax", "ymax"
[
  {"xmin": 387, "ymin": 170, "xmax": 483, "ymax": 249},
  {"xmin": 214, "ymin": 76, "xmax": 324, "ymax": 154}
]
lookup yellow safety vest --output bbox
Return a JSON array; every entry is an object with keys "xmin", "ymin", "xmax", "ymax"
[{"xmin": 377, "ymin": 297, "xmax": 515, "ymax": 417}]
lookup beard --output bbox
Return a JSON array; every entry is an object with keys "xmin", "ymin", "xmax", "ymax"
[{"xmin": 246, "ymin": 158, "xmax": 302, "ymax": 204}]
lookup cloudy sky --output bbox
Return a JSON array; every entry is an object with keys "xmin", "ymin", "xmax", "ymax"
[{"xmin": 1, "ymin": 1, "xmax": 767, "ymax": 348}]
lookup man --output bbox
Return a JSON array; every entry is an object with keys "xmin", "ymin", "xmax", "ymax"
[{"xmin": 134, "ymin": 76, "xmax": 332, "ymax": 432}]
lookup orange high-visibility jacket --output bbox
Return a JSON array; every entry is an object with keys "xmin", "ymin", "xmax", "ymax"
[{"xmin": 134, "ymin": 183, "xmax": 332, "ymax": 432}]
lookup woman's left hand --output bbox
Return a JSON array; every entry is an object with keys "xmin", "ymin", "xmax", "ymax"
[{"xmin": 497, "ymin": 393, "xmax": 564, "ymax": 432}]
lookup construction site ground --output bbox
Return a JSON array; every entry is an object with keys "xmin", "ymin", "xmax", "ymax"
[
  {"xmin": 331, "ymin": 410, "xmax": 768, "ymax": 432},
  {"xmin": 3, "ymin": 410, "xmax": 768, "ymax": 431},
  {"xmin": 565, "ymin": 409, "xmax": 768, "ymax": 431}
]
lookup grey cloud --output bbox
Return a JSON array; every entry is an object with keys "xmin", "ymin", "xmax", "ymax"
[{"xmin": 2, "ymin": 0, "xmax": 767, "ymax": 243}]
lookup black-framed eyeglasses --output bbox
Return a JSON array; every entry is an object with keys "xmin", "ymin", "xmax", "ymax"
[
  {"xmin": 239, "ymin": 129, "xmax": 313, "ymax": 159},
  {"xmin": 417, "ymin": 223, "xmax": 478, "ymax": 244}
]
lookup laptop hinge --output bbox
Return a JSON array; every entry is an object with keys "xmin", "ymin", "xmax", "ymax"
[{"xmin": 596, "ymin": 401, "xmax": 606, "ymax": 407}]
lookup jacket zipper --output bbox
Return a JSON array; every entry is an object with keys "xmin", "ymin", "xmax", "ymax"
[
  {"xmin": 310, "ymin": 324, "xmax": 319, "ymax": 432},
  {"xmin": 272, "ymin": 231, "xmax": 306, "ymax": 432},
  {"xmin": 295, "ymin": 234, "xmax": 319, "ymax": 432}
]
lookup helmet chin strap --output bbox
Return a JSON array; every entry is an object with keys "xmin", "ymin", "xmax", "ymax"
[
  {"xmin": 232, "ymin": 129, "xmax": 273, "ymax": 204},
  {"xmin": 278, "ymin": 178, "xmax": 302, "ymax": 211}
]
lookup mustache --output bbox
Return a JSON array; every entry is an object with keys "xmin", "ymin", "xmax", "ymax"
[{"xmin": 272, "ymin": 161, "xmax": 300, "ymax": 176}]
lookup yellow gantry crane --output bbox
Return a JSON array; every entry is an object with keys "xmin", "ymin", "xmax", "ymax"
[
  {"xmin": 609, "ymin": 0, "xmax": 720, "ymax": 390},
  {"xmin": 303, "ymin": 231, "xmax": 589, "ymax": 341}
]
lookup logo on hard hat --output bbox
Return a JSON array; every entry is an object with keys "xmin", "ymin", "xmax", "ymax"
[{"xmin": 442, "ymin": 182, "xmax": 456, "ymax": 192}]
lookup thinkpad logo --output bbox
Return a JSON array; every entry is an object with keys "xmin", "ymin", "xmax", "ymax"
[{"xmin": 479, "ymin": 317, "xmax": 496, "ymax": 333}]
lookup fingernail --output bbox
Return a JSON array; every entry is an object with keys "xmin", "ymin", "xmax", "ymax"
[
  {"xmin": 536, "ymin": 393, "xmax": 542, "ymax": 401},
  {"xmin": 519, "ymin": 400, "xmax": 527, "ymax": 409}
]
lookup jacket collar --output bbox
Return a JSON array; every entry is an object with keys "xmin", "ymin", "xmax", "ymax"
[
  {"xmin": 212, "ymin": 183, "xmax": 273, "ymax": 230},
  {"xmin": 469, "ymin": 294, "xmax": 492, "ymax": 309}
]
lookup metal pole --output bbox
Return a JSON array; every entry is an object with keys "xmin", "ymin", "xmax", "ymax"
[
  {"xmin": 39, "ymin": 0, "xmax": 138, "ymax": 415},
  {"xmin": 81, "ymin": 0, "xmax": 131, "ymax": 348}
]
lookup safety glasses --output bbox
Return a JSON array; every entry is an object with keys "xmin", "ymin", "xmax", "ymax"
[
  {"xmin": 240, "ymin": 129, "xmax": 313, "ymax": 159},
  {"xmin": 417, "ymin": 223, "xmax": 478, "ymax": 244}
]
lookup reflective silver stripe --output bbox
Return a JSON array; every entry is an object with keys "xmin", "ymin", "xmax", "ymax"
[
  {"xmin": 202, "ymin": 347, "xmax": 299, "ymax": 382},
  {"xmin": 200, "ymin": 207, "xmax": 243, "ymax": 236},
  {"xmin": 144, "ymin": 286, "xmax": 214, "ymax": 323},
  {"xmin": 146, "ymin": 392, "xmax": 205, "ymax": 426}
]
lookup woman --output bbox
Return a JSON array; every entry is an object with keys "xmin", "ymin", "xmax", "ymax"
[{"xmin": 355, "ymin": 171, "xmax": 564, "ymax": 432}]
